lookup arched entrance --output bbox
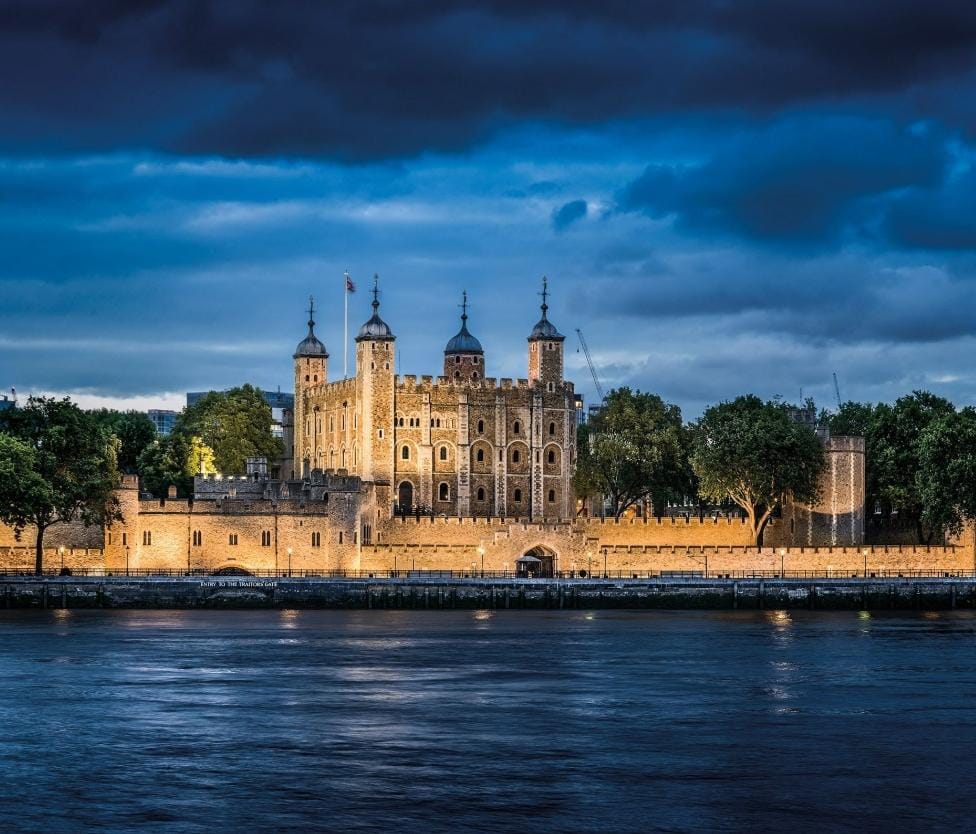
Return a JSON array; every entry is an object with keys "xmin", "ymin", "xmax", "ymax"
[
  {"xmin": 212, "ymin": 566, "xmax": 254, "ymax": 576},
  {"xmin": 516, "ymin": 546, "xmax": 555, "ymax": 578},
  {"xmin": 397, "ymin": 481, "xmax": 414, "ymax": 513}
]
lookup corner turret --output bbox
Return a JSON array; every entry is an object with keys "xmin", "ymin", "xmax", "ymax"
[{"xmin": 527, "ymin": 276, "xmax": 564, "ymax": 388}]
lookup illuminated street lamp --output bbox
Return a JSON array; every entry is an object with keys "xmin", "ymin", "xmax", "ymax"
[
  {"xmin": 287, "ymin": 547, "xmax": 293, "ymax": 578},
  {"xmin": 779, "ymin": 547, "xmax": 786, "ymax": 579}
]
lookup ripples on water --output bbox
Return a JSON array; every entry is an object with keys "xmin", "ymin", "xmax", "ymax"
[{"xmin": 1, "ymin": 609, "xmax": 975, "ymax": 833}]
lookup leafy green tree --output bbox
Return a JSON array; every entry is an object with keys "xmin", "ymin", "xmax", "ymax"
[
  {"xmin": 176, "ymin": 385, "xmax": 281, "ymax": 475},
  {"xmin": 88, "ymin": 409, "xmax": 157, "ymax": 473},
  {"xmin": 691, "ymin": 395, "xmax": 825, "ymax": 546},
  {"xmin": 0, "ymin": 397, "xmax": 121, "ymax": 574},
  {"xmin": 916, "ymin": 407, "xmax": 976, "ymax": 540},
  {"xmin": 574, "ymin": 388, "xmax": 690, "ymax": 519},
  {"xmin": 829, "ymin": 392, "xmax": 956, "ymax": 543},
  {"xmin": 138, "ymin": 434, "xmax": 216, "ymax": 498}
]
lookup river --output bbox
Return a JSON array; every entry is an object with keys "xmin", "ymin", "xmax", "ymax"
[{"xmin": 1, "ymin": 609, "xmax": 974, "ymax": 832}]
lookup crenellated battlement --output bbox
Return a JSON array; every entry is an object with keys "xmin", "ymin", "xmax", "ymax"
[{"xmin": 393, "ymin": 374, "xmax": 573, "ymax": 394}]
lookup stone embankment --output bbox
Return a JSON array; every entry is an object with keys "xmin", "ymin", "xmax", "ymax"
[{"xmin": 3, "ymin": 576, "xmax": 976, "ymax": 610}]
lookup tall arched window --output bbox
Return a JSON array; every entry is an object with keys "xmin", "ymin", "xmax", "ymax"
[
  {"xmin": 439, "ymin": 446, "xmax": 448, "ymax": 461},
  {"xmin": 476, "ymin": 449, "xmax": 484, "ymax": 463},
  {"xmin": 512, "ymin": 449, "xmax": 520, "ymax": 464},
  {"xmin": 548, "ymin": 489, "xmax": 556, "ymax": 502},
  {"xmin": 513, "ymin": 421, "xmax": 521, "ymax": 435},
  {"xmin": 549, "ymin": 421, "xmax": 556, "ymax": 436},
  {"xmin": 401, "ymin": 445, "xmax": 410, "ymax": 460},
  {"xmin": 547, "ymin": 450, "xmax": 556, "ymax": 464},
  {"xmin": 477, "ymin": 487, "xmax": 485, "ymax": 501},
  {"xmin": 513, "ymin": 489, "xmax": 522, "ymax": 503},
  {"xmin": 438, "ymin": 482, "xmax": 450, "ymax": 501},
  {"xmin": 477, "ymin": 419, "xmax": 484, "ymax": 433}
]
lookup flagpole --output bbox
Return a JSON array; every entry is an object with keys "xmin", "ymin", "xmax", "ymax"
[{"xmin": 343, "ymin": 271, "xmax": 349, "ymax": 379}]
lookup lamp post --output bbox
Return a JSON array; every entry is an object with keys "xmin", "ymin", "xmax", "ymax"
[
  {"xmin": 863, "ymin": 547, "xmax": 869, "ymax": 578},
  {"xmin": 125, "ymin": 546, "xmax": 130, "ymax": 576},
  {"xmin": 287, "ymin": 547, "xmax": 293, "ymax": 578},
  {"xmin": 478, "ymin": 546, "xmax": 484, "ymax": 577},
  {"xmin": 779, "ymin": 547, "xmax": 786, "ymax": 579}
]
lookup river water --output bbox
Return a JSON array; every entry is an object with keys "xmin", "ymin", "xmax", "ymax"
[{"xmin": 1, "ymin": 609, "xmax": 975, "ymax": 833}]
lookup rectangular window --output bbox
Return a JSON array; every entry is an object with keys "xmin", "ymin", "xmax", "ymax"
[
  {"xmin": 361, "ymin": 524, "xmax": 372, "ymax": 545},
  {"xmin": 261, "ymin": 530, "xmax": 271, "ymax": 547},
  {"xmin": 122, "ymin": 533, "xmax": 127, "ymax": 546},
  {"xmin": 192, "ymin": 530, "xmax": 202, "ymax": 547},
  {"xmin": 107, "ymin": 532, "xmax": 112, "ymax": 546},
  {"xmin": 311, "ymin": 531, "xmax": 321, "ymax": 547},
  {"xmin": 338, "ymin": 532, "xmax": 343, "ymax": 544},
  {"xmin": 142, "ymin": 531, "xmax": 151, "ymax": 546},
  {"xmin": 229, "ymin": 534, "xmax": 238, "ymax": 546}
]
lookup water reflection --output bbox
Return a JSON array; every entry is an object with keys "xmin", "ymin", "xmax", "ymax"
[{"xmin": 1, "ymin": 609, "xmax": 975, "ymax": 832}]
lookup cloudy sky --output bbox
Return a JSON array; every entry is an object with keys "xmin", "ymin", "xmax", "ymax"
[{"xmin": 3, "ymin": 1, "xmax": 976, "ymax": 417}]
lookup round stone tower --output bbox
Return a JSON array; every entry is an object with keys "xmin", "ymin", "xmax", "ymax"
[{"xmin": 443, "ymin": 290, "xmax": 485, "ymax": 381}]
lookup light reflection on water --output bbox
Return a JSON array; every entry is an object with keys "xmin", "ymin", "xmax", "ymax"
[{"xmin": 1, "ymin": 609, "xmax": 976, "ymax": 833}]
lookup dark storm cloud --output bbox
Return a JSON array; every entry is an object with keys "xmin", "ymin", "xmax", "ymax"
[
  {"xmin": 2, "ymin": 1, "xmax": 976, "ymax": 159},
  {"xmin": 617, "ymin": 117, "xmax": 949, "ymax": 245},
  {"xmin": 552, "ymin": 199, "xmax": 587, "ymax": 232}
]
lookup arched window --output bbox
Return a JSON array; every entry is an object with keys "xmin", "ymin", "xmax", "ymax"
[
  {"xmin": 476, "ymin": 449, "xmax": 484, "ymax": 463},
  {"xmin": 548, "ymin": 489, "xmax": 556, "ymax": 502},
  {"xmin": 477, "ymin": 487, "xmax": 485, "ymax": 501},
  {"xmin": 455, "ymin": 371, "xmax": 461, "ymax": 379},
  {"xmin": 471, "ymin": 372, "xmax": 479, "ymax": 380},
  {"xmin": 513, "ymin": 489, "xmax": 522, "ymax": 503},
  {"xmin": 439, "ymin": 446, "xmax": 448, "ymax": 461},
  {"xmin": 477, "ymin": 419, "xmax": 484, "ymax": 433},
  {"xmin": 512, "ymin": 449, "xmax": 520, "ymax": 464},
  {"xmin": 549, "ymin": 421, "xmax": 556, "ymax": 436},
  {"xmin": 438, "ymin": 482, "xmax": 450, "ymax": 501},
  {"xmin": 547, "ymin": 450, "xmax": 556, "ymax": 464},
  {"xmin": 513, "ymin": 421, "xmax": 521, "ymax": 435},
  {"xmin": 401, "ymin": 445, "xmax": 410, "ymax": 460}
]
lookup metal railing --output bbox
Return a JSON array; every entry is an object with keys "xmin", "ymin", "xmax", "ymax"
[{"xmin": 2, "ymin": 568, "xmax": 976, "ymax": 581}]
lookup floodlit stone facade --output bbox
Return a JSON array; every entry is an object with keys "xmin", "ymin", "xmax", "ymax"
[{"xmin": 293, "ymin": 276, "xmax": 577, "ymax": 521}]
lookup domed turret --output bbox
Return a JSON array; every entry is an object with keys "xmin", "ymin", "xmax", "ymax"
[
  {"xmin": 444, "ymin": 291, "xmax": 485, "ymax": 380},
  {"xmin": 527, "ymin": 276, "xmax": 564, "ymax": 342},
  {"xmin": 356, "ymin": 274, "xmax": 395, "ymax": 341},
  {"xmin": 294, "ymin": 297, "xmax": 328, "ymax": 358},
  {"xmin": 527, "ymin": 276, "xmax": 564, "ymax": 387},
  {"xmin": 445, "ymin": 291, "xmax": 484, "ymax": 355}
]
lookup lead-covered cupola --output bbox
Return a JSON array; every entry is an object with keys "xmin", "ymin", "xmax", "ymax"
[{"xmin": 444, "ymin": 290, "xmax": 485, "ymax": 381}]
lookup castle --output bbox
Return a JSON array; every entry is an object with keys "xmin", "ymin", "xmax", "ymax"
[
  {"xmin": 292, "ymin": 277, "xmax": 577, "ymax": 521},
  {"xmin": 14, "ymin": 277, "xmax": 961, "ymax": 580}
]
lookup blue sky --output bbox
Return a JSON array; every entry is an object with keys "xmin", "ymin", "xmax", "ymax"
[{"xmin": 3, "ymin": 1, "xmax": 976, "ymax": 417}]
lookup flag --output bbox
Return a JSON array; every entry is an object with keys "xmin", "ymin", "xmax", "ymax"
[{"xmin": 345, "ymin": 274, "xmax": 356, "ymax": 293}]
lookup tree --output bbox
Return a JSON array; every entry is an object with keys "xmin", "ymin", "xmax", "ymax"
[
  {"xmin": 828, "ymin": 392, "xmax": 956, "ymax": 544},
  {"xmin": 916, "ymin": 407, "xmax": 976, "ymax": 540},
  {"xmin": 691, "ymin": 395, "xmax": 825, "ymax": 546},
  {"xmin": 88, "ymin": 409, "xmax": 157, "ymax": 473},
  {"xmin": 574, "ymin": 388, "xmax": 690, "ymax": 518},
  {"xmin": 176, "ymin": 385, "xmax": 281, "ymax": 475},
  {"xmin": 0, "ymin": 397, "xmax": 121, "ymax": 574},
  {"xmin": 138, "ymin": 434, "xmax": 216, "ymax": 498}
]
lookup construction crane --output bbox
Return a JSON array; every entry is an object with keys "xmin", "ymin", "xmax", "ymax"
[
  {"xmin": 832, "ymin": 372, "xmax": 842, "ymax": 410},
  {"xmin": 575, "ymin": 329, "xmax": 605, "ymax": 404}
]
